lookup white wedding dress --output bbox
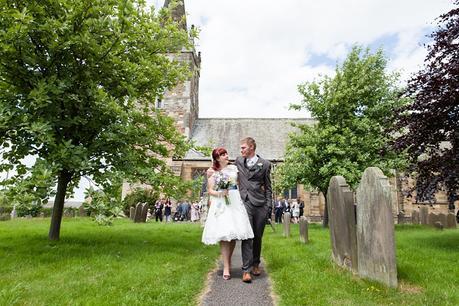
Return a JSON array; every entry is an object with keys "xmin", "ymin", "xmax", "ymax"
[{"xmin": 201, "ymin": 165, "xmax": 254, "ymax": 245}]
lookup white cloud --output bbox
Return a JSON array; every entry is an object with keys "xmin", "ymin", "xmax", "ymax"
[{"xmin": 149, "ymin": 0, "xmax": 454, "ymax": 118}]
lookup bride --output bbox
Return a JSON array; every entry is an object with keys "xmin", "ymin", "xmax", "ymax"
[{"xmin": 201, "ymin": 147, "xmax": 254, "ymax": 280}]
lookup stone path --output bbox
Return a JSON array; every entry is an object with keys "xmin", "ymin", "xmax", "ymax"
[{"xmin": 200, "ymin": 241, "xmax": 275, "ymax": 306}]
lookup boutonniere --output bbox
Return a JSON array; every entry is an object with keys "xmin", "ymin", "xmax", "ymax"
[{"xmin": 256, "ymin": 162, "xmax": 263, "ymax": 170}]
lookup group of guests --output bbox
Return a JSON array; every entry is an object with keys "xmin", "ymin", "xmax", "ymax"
[
  {"xmin": 274, "ymin": 198, "xmax": 304, "ymax": 224},
  {"xmin": 151, "ymin": 198, "xmax": 202, "ymax": 222}
]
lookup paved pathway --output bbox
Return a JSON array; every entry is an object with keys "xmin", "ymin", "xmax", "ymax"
[{"xmin": 200, "ymin": 241, "xmax": 275, "ymax": 306}]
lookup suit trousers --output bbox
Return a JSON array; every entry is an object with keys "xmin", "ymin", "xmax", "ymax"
[{"xmin": 241, "ymin": 200, "xmax": 268, "ymax": 272}]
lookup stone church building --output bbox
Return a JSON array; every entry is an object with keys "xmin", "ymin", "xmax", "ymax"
[{"xmin": 123, "ymin": 0, "xmax": 455, "ymax": 222}]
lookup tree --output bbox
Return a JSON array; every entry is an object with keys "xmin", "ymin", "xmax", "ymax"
[
  {"xmin": 0, "ymin": 0, "xmax": 194, "ymax": 240},
  {"xmin": 392, "ymin": 2, "xmax": 459, "ymax": 209},
  {"xmin": 276, "ymin": 46, "xmax": 408, "ymax": 226}
]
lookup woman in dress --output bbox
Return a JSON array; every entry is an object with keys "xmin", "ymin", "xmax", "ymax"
[
  {"xmin": 291, "ymin": 198, "xmax": 300, "ymax": 224},
  {"xmin": 202, "ymin": 147, "xmax": 254, "ymax": 280}
]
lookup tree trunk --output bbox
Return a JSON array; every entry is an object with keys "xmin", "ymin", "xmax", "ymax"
[
  {"xmin": 322, "ymin": 191, "xmax": 329, "ymax": 228},
  {"xmin": 48, "ymin": 170, "xmax": 72, "ymax": 241}
]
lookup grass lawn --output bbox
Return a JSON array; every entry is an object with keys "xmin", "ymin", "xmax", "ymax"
[
  {"xmin": 0, "ymin": 218, "xmax": 219, "ymax": 306},
  {"xmin": 263, "ymin": 223, "xmax": 459, "ymax": 306}
]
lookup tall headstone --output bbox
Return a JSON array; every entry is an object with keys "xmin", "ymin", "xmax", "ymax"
[
  {"xmin": 446, "ymin": 212, "xmax": 457, "ymax": 229},
  {"xmin": 299, "ymin": 216, "xmax": 309, "ymax": 243},
  {"xmin": 141, "ymin": 203, "xmax": 148, "ymax": 222},
  {"xmin": 411, "ymin": 210, "xmax": 419, "ymax": 224},
  {"xmin": 134, "ymin": 203, "xmax": 143, "ymax": 223},
  {"xmin": 10, "ymin": 205, "xmax": 17, "ymax": 219},
  {"xmin": 419, "ymin": 206, "xmax": 428, "ymax": 225},
  {"xmin": 79, "ymin": 205, "xmax": 86, "ymax": 217},
  {"xmin": 356, "ymin": 167, "xmax": 397, "ymax": 288},
  {"xmin": 428, "ymin": 213, "xmax": 440, "ymax": 227},
  {"xmin": 327, "ymin": 176, "xmax": 358, "ymax": 272},
  {"xmin": 438, "ymin": 213, "xmax": 447, "ymax": 228},
  {"xmin": 129, "ymin": 207, "xmax": 135, "ymax": 221},
  {"xmin": 282, "ymin": 213, "xmax": 291, "ymax": 237}
]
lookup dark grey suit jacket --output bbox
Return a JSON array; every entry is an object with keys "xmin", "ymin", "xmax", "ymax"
[{"xmin": 235, "ymin": 155, "xmax": 272, "ymax": 207}]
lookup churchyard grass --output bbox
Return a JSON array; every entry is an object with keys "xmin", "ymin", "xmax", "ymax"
[
  {"xmin": 0, "ymin": 218, "xmax": 219, "ymax": 305},
  {"xmin": 263, "ymin": 223, "xmax": 459, "ymax": 305}
]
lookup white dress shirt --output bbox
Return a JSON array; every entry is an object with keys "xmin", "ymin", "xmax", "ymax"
[{"xmin": 246, "ymin": 155, "xmax": 259, "ymax": 167}]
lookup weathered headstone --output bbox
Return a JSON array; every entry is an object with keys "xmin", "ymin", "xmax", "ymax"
[
  {"xmin": 129, "ymin": 207, "xmax": 135, "ymax": 220},
  {"xmin": 446, "ymin": 212, "xmax": 457, "ymax": 229},
  {"xmin": 434, "ymin": 221, "xmax": 444, "ymax": 230},
  {"xmin": 327, "ymin": 176, "xmax": 357, "ymax": 272},
  {"xmin": 397, "ymin": 212, "xmax": 405, "ymax": 224},
  {"xmin": 356, "ymin": 167, "xmax": 397, "ymax": 288},
  {"xmin": 428, "ymin": 213, "xmax": 440, "ymax": 227},
  {"xmin": 299, "ymin": 216, "xmax": 308, "ymax": 243},
  {"xmin": 134, "ymin": 203, "xmax": 143, "ymax": 223},
  {"xmin": 438, "ymin": 213, "xmax": 447, "ymax": 228},
  {"xmin": 419, "ymin": 206, "xmax": 429, "ymax": 225},
  {"xmin": 141, "ymin": 203, "xmax": 148, "ymax": 222},
  {"xmin": 282, "ymin": 212, "xmax": 291, "ymax": 237},
  {"xmin": 79, "ymin": 206, "xmax": 86, "ymax": 217},
  {"xmin": 411, "ymin": 210, "xmax": 419, "ymax": 224},
  {"xmin": 25, "ymin": 215, "xmax": 32, "ymax": 219},
  {"xmin": 10, "ymin": 205, "xmax": 17, "ymax": 219},
  {"xmin": 39, "ymin": 212, "xmax": 45, "ymax": 218}
]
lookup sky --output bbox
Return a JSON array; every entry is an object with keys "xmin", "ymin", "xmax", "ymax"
[
  {"xmin": 149, "ymin": 0, "xmax": 455, "ymax": 118},
  {"xmin": 5, "ymin": 0, "xmax": 456, "ymax": 202}
]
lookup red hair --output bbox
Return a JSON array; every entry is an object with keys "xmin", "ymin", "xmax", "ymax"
[{"xmin": 212, "ymin": 147, "xmax": 228, "ymax": 170}]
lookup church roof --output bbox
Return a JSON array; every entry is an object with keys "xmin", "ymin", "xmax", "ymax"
[{"xmin": 184, "ymin": 118, "xmax": 315, "ymax": 161}]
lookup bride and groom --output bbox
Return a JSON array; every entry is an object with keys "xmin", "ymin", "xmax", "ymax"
[{"xmin": 202, "ymin": 137, "xmax": 272, "ymax": 283}]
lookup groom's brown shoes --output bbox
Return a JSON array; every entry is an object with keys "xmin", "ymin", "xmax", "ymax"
[
  {"xmin": 242, "ymin": 272, "xmax": 252, "ymax": 283},
  {"xmin": 251, "ymin": 265, "xmax": 261, "ymax": 276}
]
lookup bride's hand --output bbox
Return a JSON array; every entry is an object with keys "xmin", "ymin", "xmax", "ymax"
[{"xmin": 221, "ymin": 189, "xmax": 229, "ymax": 197}]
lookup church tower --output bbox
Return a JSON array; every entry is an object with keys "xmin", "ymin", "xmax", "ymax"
[{"xmin": 159, "ymin": 0, "xmax": 201, "ymax": 139}]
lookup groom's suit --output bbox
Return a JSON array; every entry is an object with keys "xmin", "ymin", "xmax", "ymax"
[{"xmin": 235, "ymin": 155, "xmax": 272, "ymax": 272}]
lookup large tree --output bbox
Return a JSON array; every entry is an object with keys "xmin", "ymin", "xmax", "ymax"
[
  {"xmin": 276, "ymin": 46, "xmax": 407, "ymax": 226},
  {"xmin": 392, "ymin": 2, "xmax": 459, "ymax": 208},
  {"xmin": 0, "ymin": 0, "xmax": 194, "ymax": 239}
]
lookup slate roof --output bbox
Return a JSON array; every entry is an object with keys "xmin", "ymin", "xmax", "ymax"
[{"xmin": 184, "ymin": 118, "xmax": 315, "ymax": 161}]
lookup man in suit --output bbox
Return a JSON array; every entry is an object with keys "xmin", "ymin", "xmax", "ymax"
[
  {"xmin": 235, "ymin": 137, "xmax": 272, "ymax": 283},
  {"xmin": 275, "ymin": 198, "xmax": 284, "ymax": 224}
]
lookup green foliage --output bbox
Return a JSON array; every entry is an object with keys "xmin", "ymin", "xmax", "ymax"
[
  {"xmin": 0, "ymin": 0, "xmax": 195, "ymax": 235},
  {"xmin": 2, "ymin": 159, "xmax": 55, "ymax": 216},
  {"xmin": 277, "ymin": 46, "xmax": 408, "ymax": 194},
  {"xmin": 84, "ymin": 188, "xmax": 125, "ymax": 226}
]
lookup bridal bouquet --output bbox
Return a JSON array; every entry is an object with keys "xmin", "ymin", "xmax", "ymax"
[{"xmin": 214, "ymin": 172, "xmax": 231, "ymax": 205}]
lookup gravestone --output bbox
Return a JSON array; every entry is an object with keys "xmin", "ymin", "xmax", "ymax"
[
  {"xmin": 428, "ymin": 213, "xmax": 440, "ymax": 227},
  {"xmin": 129, "ymin": 207, "xmax": 135, "ymax": 220},
  {"xmin": 438, "ymin": 213, "xmax": 447, "ymax": 228},
  {"xmin": 134, "ymin": 203, "xmax": 143, "ymax": 223},
  {"xmin": 356, "ymin": 167, "xmax": 397, "ymax": 288},
  {"xmin": 397, "ymin": 212, "xmax": 405, "ymax": 224},
  {"xmin": 39, "ymin": 212, "xmax": 45, "ymax": 218},
  {"xmin": 10, "ymin": 205, "xmax": 17, "ymax": 219},
  {"xmin": 434, "ymin": 221, "xmax": 444, "ymax": 230},
  {"xmin": 282, "ymin": 213, "xmax": 291, "ymax": 237},
  {"xmin": 327, "ymin": 176, "xmax": 357, "ymax": 272},
  {"xmin": 141, "ymin": 203, "xmax": 148, "ymax": 222},
  {"xmin": 299, "ymin": 216, "xmax": 308, "ymax": 243},
  {"xmin": 79, "ymin": 206, "xmax": 86, "ymax": 217},
  {"xmin": 419, "ymin": 206, "xmax": 429, "ymax": 225},
  {"xmin": 411, "ymin": 210, "xmax": 419, "ymax": 224},
  {"xmin": 446, "ymin": 213, "xmax": 457, "ymax": 228}
]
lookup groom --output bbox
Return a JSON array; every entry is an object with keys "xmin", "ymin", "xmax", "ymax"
[{"xmin": 236, "ymin": 137, "xmax": 272, "ymax": 283}]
